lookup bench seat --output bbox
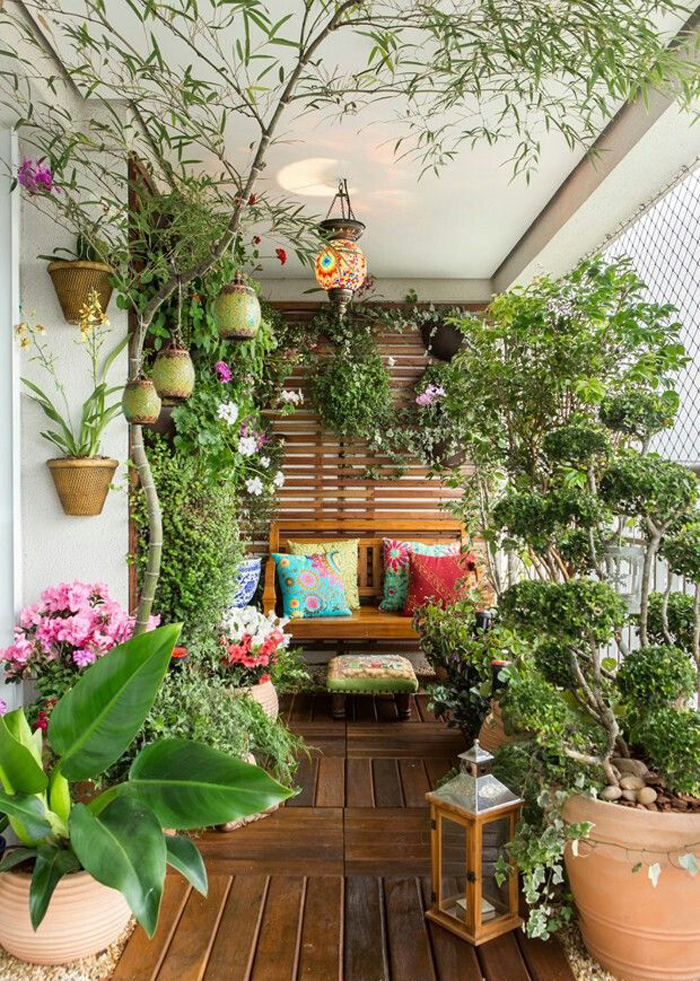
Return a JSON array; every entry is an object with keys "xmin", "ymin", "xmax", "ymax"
[{"xmin": 284, "ymin": 605, "xmax": 417, "ymax": 640}]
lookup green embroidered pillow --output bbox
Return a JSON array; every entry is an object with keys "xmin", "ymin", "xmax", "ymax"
[
  {"xmin": 288, "ymin": 538, "xmax": 360, "ymax": 609},
  {"xmin": 379, "ymin": 538, "xmax": 460, "ymax": 612}
]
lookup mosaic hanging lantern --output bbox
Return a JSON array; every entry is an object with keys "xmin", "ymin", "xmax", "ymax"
[
  {"xmin": 213, "ymin": 272, "xmax": 261, "ymax": 340},
  {"xmin": 314, "ymin": 178, "xmax": 367, "ymax": 316}
]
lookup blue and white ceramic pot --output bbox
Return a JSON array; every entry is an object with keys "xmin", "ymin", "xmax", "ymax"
[{"xmin": 231, "ymin": 556, "xmax": 262, "ymax": 608}]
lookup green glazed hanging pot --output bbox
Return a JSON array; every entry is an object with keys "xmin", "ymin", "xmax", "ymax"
[
  {"xmin": 213, "ymin": 273, "xmax": 261, "ymax": 340},
  {"xmin": 121, "ymin": 379, "xmax": 162, "ymax": 425},
  {"xmin": 152, "ymin": 347, "xmax": 195, "ymax": 399}
]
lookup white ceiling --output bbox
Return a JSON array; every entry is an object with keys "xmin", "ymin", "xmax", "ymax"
[{"xmin": 25, "ymin": 3, "xmax": 693, "ymax": 283}]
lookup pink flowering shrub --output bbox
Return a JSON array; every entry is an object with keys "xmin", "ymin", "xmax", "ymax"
[
  {"xmin": 218, "ymin": 606, "xmax": 290, "ymax": 687},
  {"xmin": 17, "ymin": 158, "xmax": 59, "ymax": 196},
  {"xmin": 0, "ymin": 581, "xmax": 159, "ymax": 727}
]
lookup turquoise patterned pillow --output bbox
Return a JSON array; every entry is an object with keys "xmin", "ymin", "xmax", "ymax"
[
  {"xmin": 272, "ymin": 551, "xmax": 352, "ymax": 619},
  {"xmin": 379, "ymin": 538, "xmax": 460, "ymax": 612}
]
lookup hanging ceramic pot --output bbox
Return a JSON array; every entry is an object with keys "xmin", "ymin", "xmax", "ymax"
[
  {"xmin": 420, "ymin": 320, "xmax": 464, "ymax": 362},
  {"xmin": 213, "ymin": 273, "xmax": 261, "ymax": 340},
  {"xmin": 121, "ymin": 379, "xmax": 161, "ymax": 425},
  {"xmin": 152, "ymin": 347, "xmax": 195, "ymax": 399}
]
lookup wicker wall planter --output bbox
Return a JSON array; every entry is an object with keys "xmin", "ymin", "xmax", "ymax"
[
  {"xmin": 152, "ymin": 347, "xmax": 195, "ymax": 399},
  {"xmin": 47, "ymin": 260, "xmax": 113, "ymax": 324},
  {"xmin": 47, "ymin": 457, "xmax": 118, "ymax": 516},
  {"xmin": 121, "ymin": 379, "xmax": 161, "ymax": 424}
]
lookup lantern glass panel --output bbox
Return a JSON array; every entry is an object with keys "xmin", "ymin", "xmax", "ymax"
[
  {"xmin": 439, "ymin": 815, "xmax": 468, "ymax": 925},
  {"xmin": 480, "ymin": 815, "xmax": 512, "ymax": 924}
]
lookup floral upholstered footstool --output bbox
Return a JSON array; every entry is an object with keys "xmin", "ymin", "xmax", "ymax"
[{"xmin": 326, "ymin": 653, "xmax": 419, "ymax": 721}]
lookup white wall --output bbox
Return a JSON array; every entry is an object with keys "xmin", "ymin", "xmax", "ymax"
[{"xmin": 19, "ymin": 164, "xmax": 130, "ymax": 609}]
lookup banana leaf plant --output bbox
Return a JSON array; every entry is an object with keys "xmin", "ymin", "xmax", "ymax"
[{"xmin": 0, "ymin": 623, "xmax": 291, "ymax": 936}]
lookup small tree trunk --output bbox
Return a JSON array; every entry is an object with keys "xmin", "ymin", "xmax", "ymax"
[{"xmin": 132, "ymin": 423, "xmax": 162, "ymax": 634}]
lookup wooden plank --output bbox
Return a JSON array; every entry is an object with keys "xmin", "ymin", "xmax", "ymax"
[
  {"xmin": 345, "ymin": 809, "xmax": 431, "ymax": 875},
  {"xmin": 316, "ymin": 757, "xmax": 345, "ymax": 807},
  {"xmin": 372, "ymin": 758, "xmax": 404, "ymax": 807},
  {"xmin": 348, "ymin": 723, "xmax": 465, "ymax": 759},
  {"xmin": 311, "ymin": 691, "xmax": 331, "ymax": 719},
  {"xmin": 384, "ymin": 877, "xmax": 436, "ymax": 981},
  {"xmin": 287, "ymin": 722, "xmax": 346, "ymax": 757},
  {"xmin": 375, "ymin": 693, "xmax": 399, "ymax": 722},
  {"xmin": 416, "ymin": 693, "xmax": 438, "ymax": 722},
  {"xmin": 345, "ymin": 757, "xmax": 374, "ymax": 807},
  {"xmin": 419, "ymin": 878, "xmax": 484, "ymax": 981},
  {"xmin": 297, "ymin": 877, "xmax": 343, "ymax": 981},
  {"xmin": 198, "ymin": 809, "xmax": 343, "ymax": 876},
  {"xmin": 203, "ymin": 875, "xmax": 268, "ymax": 981},
  {"xmin": 286, "ymin": 756, "xmax": 318, "ymax": 808},
  {"xmin": 478, "ymin": 932, "xmax": 533, "ymax": 981},
  {"xmin": 424, "ymin": 757, "xmax": 454, "ymax": 790},
  {"xmin": 516, "ymin": 931, "xmax": 577, "ymax": 981},
  {"xmin": 399, "ymin": 758, "xmax": 431, "ymax": 807},
  {"xmin": 113, "ymin": 877, "xmax": 191, "ymax": 981},
  {"xmin": 249, "ymin": 877, "xmax": 305, "ymax": 981},
  {"xmin": 155, "ymin": 875, "xmax": 231, "ymax": 981},
  {"xmin": 344, "ymin": 876, "xmax": 389, "ymax": 981},
  {"xmin": 287, "ymin": 692, "xmax": 315, "ymax": 722},
  {"xmin": 353, "ymin": 694, "xmax": 378, "ymax": 722}
]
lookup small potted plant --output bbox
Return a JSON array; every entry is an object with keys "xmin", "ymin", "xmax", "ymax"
[
  {"xmin": 217, "ymin": 606, "xmax": 291, "ymax": 719},
  {"xmin": 44, "ymin": 232, "xmax": 114, "ymax": 325},
  {"xmin": 16, "ymin": 295, "xmax": 127, "ymax": 516},
  {"xmin": 0, "ymin": 624, "xmax": 290, "ymax": 965}
]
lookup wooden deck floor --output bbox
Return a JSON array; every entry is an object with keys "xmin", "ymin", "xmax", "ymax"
[{"xmin": 112, "ymin": 692, "xmax": 575, "ymax": 981}]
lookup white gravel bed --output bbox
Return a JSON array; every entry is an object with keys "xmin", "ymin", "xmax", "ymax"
[{"xmin": 0, "ymin": 918, "xmax": 135, "ymax": 981}]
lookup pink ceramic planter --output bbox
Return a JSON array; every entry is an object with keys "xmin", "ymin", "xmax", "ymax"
[
  {"xmin": 0, "ymin": 869, "xmax": 131, "ymax": 965},
  {"xmin": 232, "ymin": 679, "xmax": 279, "ymax": 720}
]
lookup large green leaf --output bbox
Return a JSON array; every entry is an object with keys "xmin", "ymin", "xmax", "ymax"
[
  {"xmin": 0, "ymin": 847, "xmax": 37, "ymax": 872},
  {"xmin": 4, "ymin": 709, "xmax": 42, "ymax": 768},
  {"xmin": 49, "ymin": 624, "xmax": 181, "ymax": 781},
  {"xmin": 128, "ymin": 739, "xmax": 292, "ymax": 829},
  {"xmin": 69, "ymin": 797, "xmax": 166, "ymax": 937},
  {"xmin": 165, "ymin": 835, "xmax": 207, "ymax": 896},
  {"xmin": 0, "ymin": 790, "xmax": 52, "ymax": 841},
  {"xmin": 30, "ymin": 844, "xmax": 81, "ymax": 930},
  {"xmin": 0, "ymin": 711, "xmax": 48, "ymax": 794}
]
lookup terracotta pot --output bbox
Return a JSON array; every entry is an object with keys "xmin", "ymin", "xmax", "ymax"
[
  {"xmin": 213, "ymin": 276, "xmax": 261, "ymax": 340},
  {"xmin": 121, "ymin": 379, "xmax": 161, "ymax": 425},
  {"xmin": 152, "ymin": 348, "xmax": 195, "ymax": 399},
  {"xmin": 231, "ymin": 679, "xmax": 279, "ymax": 719},
  {"xmin": 564, "ymin": 794, "xmax": 700, "ymax": 981},
  {"xmin": 478, "ymin": 699, "xmax": 519, "ymax": 754},
  {"xmin": 0, "ymin": 869, "xmax": 131, "ymax": 965},
  {"xmin": 47, "ymin": 260, "xmax": 113, "ymax": 324},
  {"xmin": 47, "ymin": 457, "xmax": 118, "ymax": 516},
  {"xmin": 420, "ymin": 321, "xmax": 464, "ymax": 361}
]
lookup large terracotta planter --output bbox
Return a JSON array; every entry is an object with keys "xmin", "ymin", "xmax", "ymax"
[
  {"xmin": 0, "ymin": 869, "xmax": 131, "ymax": 965},
  {"xmin": 478, "ymin": 699, "xmax": 520, "ymax": 754},
  {"xmin": 47, "ymin": 260, "xmax": 113, "ymax": 324},
  {"xmin": 564, "ymin": 794, "xmax": 700, "ymax": 981},
  {"xmin": 47, "ymin": 457, "xmax": 118, "ymax": 516},
  {"xmin": 232, "ymin": 679, "xmax": 279, "ymax": 719}
]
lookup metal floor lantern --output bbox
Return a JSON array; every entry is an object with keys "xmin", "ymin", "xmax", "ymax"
[{"xmin": 425, "ymin": 740, "xmax": 523, "ymax": 946}]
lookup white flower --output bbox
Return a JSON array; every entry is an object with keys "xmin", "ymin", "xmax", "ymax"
[
  {"xmin": 238, "ymin": 435, "xmax": 258, "ymax": 456},
  {"xmin": 273, "ymin": 470, "xmax": 285, "ymax": 488},
  {"xmin": 245, "ymin": 476, "xmax": 264, "ymax": 495},
  {"xmin": 217, "ymin": 401, "xmax": 239, "ymax": 425},
  {"xmin": 280, "ymin": 389, "xmax": 304, "ymax": 405},
  {"xmin": 260, "ymin": 455, "xmax": 270, "ymax": 467},
  {"xmin": 387, "ymin": 356, "xmax": 396, "ymax": 367}
]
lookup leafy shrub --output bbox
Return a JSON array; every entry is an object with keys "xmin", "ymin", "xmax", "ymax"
[
  {"xmin": 599, "ymin": 389, "xmax": 677, "ymax": 440},
  {"xmin": 310, "ymin": 346, "xmax": 393, "ymax": 440},
  {"xmin": 533, "ymin": 640, "xmax": 576, "ymax": 689},
  {"xmin": 542, "ymin": 421, "xmax": 610, "ymax": 464},
  {"xmin": 662, "ymin": 520, "xmax": 700, "ymax": 582},
  {"xmin": 599, "ymin": 451, "xmax": 698, "ymax": 524},
  {"xmin": 500, "ymin": 579, "xmax": 627, "ymax": 646},
  {"xmin": 616, "ymin": 645, "xmax": 695, "ymax": 708},
  {"xmin": 133, "ymin": 439, "xmax": 244, "ymax": 644},
  {"xmin": 638, "ymin": 707, "xmax": 700, "ymax": 796},
  {"xmin": 270, "ymin": 645, "xmax": 314, "ymax": 693},
  {"xmin": 646, "ymin": 591, "xmax": 696, "ymax": 651}
]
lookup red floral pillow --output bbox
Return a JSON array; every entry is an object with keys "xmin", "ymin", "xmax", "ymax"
[{"xmin": 403, "ymin": 551, "xmax": 477, "ymax": 617}]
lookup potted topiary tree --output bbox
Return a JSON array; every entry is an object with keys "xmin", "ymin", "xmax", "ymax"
[{"xmin": 444, "ymin": 256, "xmax": 700, "ymax": 981}]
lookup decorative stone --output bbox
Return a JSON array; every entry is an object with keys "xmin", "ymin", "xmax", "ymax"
[
  {"xmin": 637, "ymin": 787, "xmax": 658, "ymax": 805},
  {"xmin": 622, "ymin": 789, "xmax": 638, "ymax": 801},
  {"xmin": 620, "ymin": 775, "xmax": 646, "ymax": 791},
  {"xmin": 601, "ymin": 785, "xmax": 623, "ymax": 801},
  {"xmin": 613, "ymin": 757, "xmax": 650, "ymax": 779}
]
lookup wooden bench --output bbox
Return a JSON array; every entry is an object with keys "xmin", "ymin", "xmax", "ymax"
[{"xmin": 262, "ymin": 518, "xmax": 465, "ymax": 641}]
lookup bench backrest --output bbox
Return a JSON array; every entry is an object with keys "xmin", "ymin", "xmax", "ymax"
[{"xmin": 269, "ymin": 518, "xmax": 465, "ymax": 603}]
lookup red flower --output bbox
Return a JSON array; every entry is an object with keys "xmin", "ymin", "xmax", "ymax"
[
  {"xmin": 275, "ymin": 248, "xmax": 287, "ymax": 266},
  {"xmin": 248, "ymin": 194, "xmax": 257, "ymax": 205},
  {"xmin": 253, "ymin": 235, "xmax": 261, "ymax": 245},
  {"xmin": 259, "ymin": 674, "xmax": 271, "ymax": 685}
]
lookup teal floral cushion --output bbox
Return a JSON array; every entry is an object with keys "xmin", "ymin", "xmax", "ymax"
[
  {"xmin": 272, "ymin": 551, "xmax": 352, "ymax": 619},
  {"xmin": 379, "ymin": 538, "xmax": 460, "ymax": 612}
]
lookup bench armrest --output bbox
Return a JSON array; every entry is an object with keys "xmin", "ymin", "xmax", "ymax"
[{"xmin": 262, "ymin": 557, "xmax": 277, "ymax": 614}]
